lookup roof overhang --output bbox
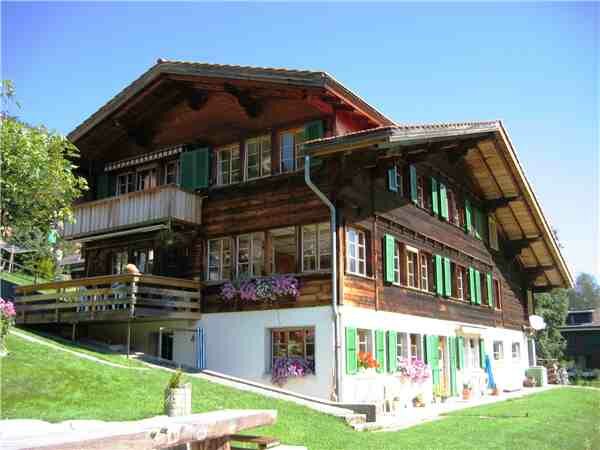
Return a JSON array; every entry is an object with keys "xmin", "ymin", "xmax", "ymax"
[
  {"xmin": 68, "ymin": 60, "xmax": 395, "ymax": 145},
  {"xmin": 304, "ymin": 120, "xmax": 574, "ymax": 289}
]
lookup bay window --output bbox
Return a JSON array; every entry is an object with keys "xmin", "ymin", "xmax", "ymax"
[
  {"xmin": 346, "ymin": 228, "xmax": 366, "ymax": 276},
  {"xmin": 246, "ymin": 135, "xmax": 271, "ymax": 180},
  {"xmin": 280, "ymin": 128, "xmax": 305, "ymax": 173},
  {"xmin": 207, "ymin": 237, "xmax": 233, "ymax": 281},
  {"xmin": 302, "ymin": 222, "xmax": 331, "ymax": 272},
  {"xmin": 217, "ymin": 144, "xmax": 241, "ymax": 186},
  {"xmin": 237, "ymin": 233, "xmax": 265, "ymax": 278},
  {"xmin": 272, "ymin": 327, "xmax": 315, "ymax": 370}
]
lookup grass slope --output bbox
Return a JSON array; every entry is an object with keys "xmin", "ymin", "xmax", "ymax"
[{"xmin": 2, "ymin": 332, "xmax": 599, "ymax": 450}]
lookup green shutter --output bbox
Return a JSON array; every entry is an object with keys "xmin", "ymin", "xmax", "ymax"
[
  {"xmin": 465, "ymin": 198, "xmax": 473, "ymax": 233},
  {"xmin": 409, "ymin": 165, "xmax": 418, "ymax": 204},
  {"xmin": 375, "ymin": 330, "xmax": 386, "ymax": 374},
  {"xmin": 181, "ymin": 147, "xmax": 210, "ymax": 190},
  {"xmin": 480, "ymin": 212, "xmax": 489, "ymax": 242},
  {"xmin": 487, "ymin": 273, "xmax": 494, "ymax": 306},
  {"xmin": 427, "ymin": 335, "xmax": 440, "ymax": 387},
  {"xmin": 431, "ymin": 177, "xmax": 439, "ymax": 215},
  {"xmin": 475, "ymin": 270, "xmax": 482, "ymax": 305},
  {"xmin": 469, "ymin": 267, "xmax": 476, "ymax": 304},
  {"xmin": 457, "ymin": 336, "xmax": 465, "ymax": 370},
  {"xmin": 388, "ymin": 167, "xmax": 398, "ymax": 192},
  {"xmin": 473, "ymin": 207, "xmax": 482, "ymax": 239},
  {"xmin": 304, "ymin": 120, "xmax": 324, "ymax": 141},
  {"xmin": 479, "ymin": 339, "xmax": 486, "ymax": 368},
  {"xmin": 439, "ymin": 182, "xmax": 449, "ymax": 220},
  {"xmin": 384, "ymin": 234, "xmax": 396, "ymax": 283},
  {"xmin": 345, "ymin": 328, "xmax": 357, "ymax": 375},
  {"xmin": 435, "ymin": 255, "xmax": 444, "ymax": 296},
  {"xmin": 449, "ymin": 336, "xmax": 458, "ymax": 396},
  {"xmin": 96, "ymin": 173, "xmax": 111, "ymax": 199},
  {"xmin": 387, "ymin": 331, "xmax": 397, "ymax": 373},
  {"xmin": 443, "ymin": 257, "xmax": 452, "ymax": 297}
]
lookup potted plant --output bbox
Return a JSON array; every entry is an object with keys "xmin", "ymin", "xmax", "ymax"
[
  {"xmin": 357, "ymin": 351, "xmax": 379, "ymax": 373},
  {"xmin": 412, "ymin": 393, "xmax": 425, "ymax": 408},
  {"xmin": 462, "ymin": 383, "xmax": 472, "ymax": 400},
  {"xmin": 164, "ymin": 369, "xmax": 192, "ymax": 417}
]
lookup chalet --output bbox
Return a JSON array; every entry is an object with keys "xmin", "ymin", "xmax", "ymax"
[
  {"xmin": 14, "ymin": 60, "xmax": 573, "ymax": 407},
  {"xmin": 561, "ymin": 309, "xmax": 600, "ymax": 370}
]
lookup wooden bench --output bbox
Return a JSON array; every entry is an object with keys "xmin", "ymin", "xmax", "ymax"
[{"xmin": 229, "ymin": 434, "xmax": 281, "ymax": 449}]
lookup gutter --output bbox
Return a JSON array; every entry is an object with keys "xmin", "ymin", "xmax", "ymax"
[{"xmin": 304, "ymin": 155, "xmax": 342, "ymax": 402}]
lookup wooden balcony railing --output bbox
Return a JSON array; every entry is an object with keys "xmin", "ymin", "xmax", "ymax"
[
  {"xmin": 14, "ymin": 274, "xmax": 202, "ymax": 325},
  {"xmin": 63, "ymin": 185, "xmax": 202, "ymax": 238}
]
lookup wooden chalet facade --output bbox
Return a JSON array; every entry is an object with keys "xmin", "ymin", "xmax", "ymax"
[{"xmin": 14, "ymin": 60, "xmax": 572, "ymax": 406}]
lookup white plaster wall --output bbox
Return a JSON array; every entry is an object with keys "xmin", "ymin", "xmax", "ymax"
[
  {"xmin": 339, "ymin": 305, "xmax": 529, "ymax": 403},
  {"xmin": 198, "ymin": 306, "xmax": 335, "ymax": 400}
]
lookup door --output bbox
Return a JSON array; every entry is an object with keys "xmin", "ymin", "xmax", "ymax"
[{"xmin": 161, "ymin": 332, "xmax": 174, "ymax": 360}]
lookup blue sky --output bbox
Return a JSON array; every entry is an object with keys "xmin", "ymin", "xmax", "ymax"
[{"xmin": 2, "ymin": 2, "xmax": 598, "ymax": 279}]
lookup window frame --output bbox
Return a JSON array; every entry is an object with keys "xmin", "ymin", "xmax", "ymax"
[
  {"xmin": 405, "ymin": 245, "xmax": 419, "ymax": 288},
  {"xmin": 136, "ymin": 164, "xmax": 158, "ymax": 191},
  {"xmin": 245, "ymin": 135, "xmax": 271, "ymax": 181},
  {"xmin": 116, "ymin": 171, "xmax": 135, "ymax": 196},
  {"xmin": 207, "ymin": 237, "xmax": 234, "ymax": 281},
  {"xmin": 346, "ymin": 227, "xmax": 367, "ymax": 277},
  {"xmin": 279, "ymin": 128, "xmax": 305, "ymax": 173},
  {"xmin": 512, "ymin": 342, "xmax": 521, "ymax": 360},
  {"xmin": 301, "ymin": 222, "xmax": 332, "ymax": 273},
  {"xmin": 164, "ymin": 159, "xmax": 180, "ymax": 185},
  {"xmin": 393, "ymin": 241, "xmax": 401, "ymax": 285},
  {"xmin": 271, "ymin": 327, "xmax": 315, "ymax": 372},
  {"xmin": 236, "ymin": 232, "xmax": 265, "ymax": 279},
  {"xmin": 455, "ymin": 264, "xmax": 465, "ymax": 300},
  {"xmin": 493, "ymin": 340, "xmax": 504, "ymax": 361},
  {"xmin": 494, "ymin": 278, "xmax": 502, "ymax": 310},
  {"xmin": 416, "ymin": 176, "xmax": 425, "ymax": 209},
  {"xmin": 419, "ymin": 252, "xmax": 429, "ymax": 292},
  {"xmin": 357, "ymin": 328, "xmax": 373, "ymax": 355},
  {"xmin": 216, "ymin": 144, "xmax": 241, "ymax": 186}
]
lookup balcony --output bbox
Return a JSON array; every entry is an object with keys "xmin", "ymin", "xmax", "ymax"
[
  {"xmin": 13, "ymin": 274, "xmax": 201, "ymax": 325},
  {"xmin": 63, "ymin": 185, "xmax": 202, "ymax": 239}
]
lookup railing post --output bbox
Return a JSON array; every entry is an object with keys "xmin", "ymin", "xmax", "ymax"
[{"xmin": 130, "ymin": 276, "xmax": 138, "ymax": 318}]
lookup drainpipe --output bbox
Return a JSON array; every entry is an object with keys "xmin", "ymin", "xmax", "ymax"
[{"xmin": 304, "ymin": 155, "xmax": 342, "ymax": 402}]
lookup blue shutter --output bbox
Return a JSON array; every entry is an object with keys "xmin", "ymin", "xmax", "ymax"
[{"xmin": 388, "ymin": 167, "xmax": 398, "ymax": 192}]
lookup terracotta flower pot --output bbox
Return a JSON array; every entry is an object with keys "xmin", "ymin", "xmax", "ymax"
[{"xmin": 462, "ymin": 389, "xmax": 471, "ymax": 400}]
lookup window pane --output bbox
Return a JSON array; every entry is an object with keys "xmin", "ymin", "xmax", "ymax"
[
  {"xmin": 302, "ymin": 225, "xmax": 317, "ymax": 271},
  {"xmin": 281, "ymin": 133, "xmax": 294, "ymax": 173},
  {"xmin": 318, "ymin": 222, "xmax": 331, "ymax": 270},
  {"xmin": 270, "ymin": 227, "xmax": 297, "ymax": 274}
]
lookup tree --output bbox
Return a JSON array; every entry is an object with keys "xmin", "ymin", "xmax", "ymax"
[
  {"xmin": 1, "ymin": 80, "xmax": 87, "ymax": 262},
  {"xmin": 567, "ymin": 273, "xmax": 600, "ymax": 311},
  {"xmin": 534, "ymin": 289, "xmax": 569, "ymax": 361}
]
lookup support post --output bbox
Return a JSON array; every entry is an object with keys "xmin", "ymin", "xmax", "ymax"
[
  {"xmin": 127, "ymin": 320, "xmax": 132, "ymax": 359},
  {"xmin": 158, "ymin": 327, "xmax": 163, "ymax": 360}
]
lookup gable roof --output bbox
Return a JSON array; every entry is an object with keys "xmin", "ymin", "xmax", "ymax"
[
  {"xmin": 68, "ymin": 59, "xmax": 395, "ymax": 143},
  {"xmin": 304, "ymin": 120, "xmax": 574, "ymax": 289}
]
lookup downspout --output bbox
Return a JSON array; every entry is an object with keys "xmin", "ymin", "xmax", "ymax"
[{"xmin": 304, "ymin": 155, "xmax": 342, "ymax": 402}]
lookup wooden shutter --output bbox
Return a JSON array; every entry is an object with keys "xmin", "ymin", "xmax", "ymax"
[
  {"xmin": 435, "ymin": 255, "xmax": 444, "ymax": 296},
  {"xmin": 427, "ymin": 335, "xmax": 440, "ymax": 387},
  {"xmin": 486, "ymin": 273, "xmax": 494, "ymax": 306},
  {"xmin": 388, "ymin": 167, "xmax": 398, "ymax": 192},
  {"xmin": 448, "ymin": 336, "xmax": 458, "ymax": 396},
  {"xmin": 96, "ymin": 173, "xmax": 114, "ymax": 199},
  {"xmin": 304, "ymin": 121, "xmax": 324, "ymax": 168},
  {"xmin": 387, "ymin": 331, "xmax": 397, "ymax": 373},
  {"xmin": 439, "ymin": 182, "xmax": 449, "ymax": 220},
  {"xmin": 479, "ymin": 339, "xmax": 486, "ymax": 368},
  {"xmin": 431, "ymin": 178, "xmax": 439, "ymax": 215},
  {"xmin": 464, "ymin": 198, "xmax": 473, "ymax": 233},
  {"xmin": 409, "ymin": 165, "xmax": 418, "ymax": 204},
  {"xmin": 457, "ymin": 336, "xmax": 465, "ymax": 369},
  {"xmin": 375, "ymin": 330, "xmax": 386, "ymax": 374},
  {"xmin": 475, "ymin": 269, "xmax": 482, "ymax": 305},
  {"xmin": 384, "ymin": 234, "xmax": 396, "ymax": 283},
  {"xmin": 443, "ymin": 257, "xmax": 452, "ymax": 297},
  {"xmin": 181, "ymin": 147, "xmax": 210, "ymax": 190},
  {"xmin": 345, "ymin": 328, "xmax": 357, "ymax": 375},
  {"xmin": 468, "ymin": 267, "xmax": 476, "ymax": 304}
]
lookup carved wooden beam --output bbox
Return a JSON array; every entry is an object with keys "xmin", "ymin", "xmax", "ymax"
[
  {"xmin": 505, "ymin": 237, "xmax": 542, "ymax": 258},
  {"xmin": 224, "ymin": 83, "xmax": 262, "ymax": 118},
  {"xmin": 484, "ymin": 196, "xmax": 521, "ymax": 211},
  {"xmin": 532, "ymin": 284, "xmax": 561, "ymax": 294},
  {"xmin": 524, "ymin": 266, "xmax": 554, "ymax": 282},
  {"xmin": 447, "ymin": 139, "xmax": 480, "ymax": 165}
]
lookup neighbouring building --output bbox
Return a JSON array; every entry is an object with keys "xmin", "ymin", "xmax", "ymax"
[
  {"xmin": 561, "ymin": 309, "xmax": 600, "ymax": 370},
  {"xmin": 14, "ymin": 60, "xmax": 573, "ymax": 408}
]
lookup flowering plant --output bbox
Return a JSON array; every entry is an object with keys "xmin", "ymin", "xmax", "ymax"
[
  {"xmin": 220, "ymin": 275, "xmax": 299, "ymax": 302},
  {"xmin": 271, "ymin": 357, "xmax": 314, "ymax": 386},
  {"xmin": 358, "ymin": 351, "xmax": 379, "ymax": 369},
  {"xmin": 0, "ymin": 297, "xmax": 16, "ymax": 355},
  {"xmin": 397, "ymin": 356, "xmax": 430, "ymax": 383}
]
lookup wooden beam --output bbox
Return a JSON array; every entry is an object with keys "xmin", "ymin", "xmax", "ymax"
[
  {"xmin": 532, "ymin": 285, "xmax": 561, "ymax": 294},
  {"xmin": 484, "ymin": 196, "xmax": 521, "ymax": 211},
  {"xmin": 223, "ymin": 82, "xmax": 262, "ymax": 118},
  {"xmin": 505, "ymin": 237, "xmax": 542, "ymax": 258}
]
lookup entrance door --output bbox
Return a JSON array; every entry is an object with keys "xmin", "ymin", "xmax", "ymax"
[{"xmin": 161, "ymin": 332, "xmax": 174, "ymax": 360}]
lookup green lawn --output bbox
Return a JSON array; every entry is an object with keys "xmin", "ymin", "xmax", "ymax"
[
  {"xmin": 2, "ymin": 332, "xmax": 599, "ymax": 450},
  {"xmin": 0, "ymin": 270, "xmax": 43, "ymax": 286}
]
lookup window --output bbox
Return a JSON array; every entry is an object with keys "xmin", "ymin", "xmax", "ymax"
[
  {"xmin": 116, "ymin": 172, "xmax": 135, "ymax": 195},
  {"xmin": 346, "ymin": 228, "xmax": 366, "ymax": 276},
  {"xmin": 489, "ymin": 216, "xmax": 499, "ymax": 250},
  {"xmin": 393, "ymin": 241, "xmax": 401, "ymax": 285},
  {"xmin": 237, "ymin": 233, "xmax": 265, "ymax": 278},
  {"xmin": 133, "ymin": 248, "xmax": 154, "ymax": 274},
  {"xmin": 493, "ymin": 341, "xmax": 504, "ymax": 360},
  {"xmin": 406, "ymin": 246, "xmax": 419, "ymax": 288},
  {"xmin": 358, "ymin": 329, "xmax": 372, "ymax": 354},
  {"xmin": 246, "ymin": 135, "xmax": 271, "ymax": 180},
  {"xmin": 269, "ymin": 227, "xmax": 297, "ymax": 274},
  {"xmin": 512, "ymin": 342, "xmax": 521, "ymax": 360},
  {"xmin": 111, "ymin": 250, "xmax": 128, "ymax": 274},
  {"xmin": 467, "ymin": 338, "xmax": 480, "ymax": 368},
  {"xmin": 397, "ymin": 332, "xmax": 409, "ymax": 359},
  {"xmin": 419, "ymin": 253, "xmax": 429, "ymax": 291},
  {"xmin": 207, "ymin": 238, "xmax": 233, "ymax": 281},
  {"xmin": 494, "ymin": 279, "xmax": 502, "ymax": 309},
  {"xmin": 217, "ymin": 144, "xmax": 241, "ymax": 186},
  {"xmin": 410, "ymin": 333, "xmax": 423, "ymax": 359},
  {"xmin": 416, "ymin": 176, "xmax": 425, "ymax": 208},
  {"xmin": 280, "ymin": 129, "xmax": 305, "ymax": 173},
  {"xmin": 302, "ymin": 223, "xmax": 331, "ymax": 272},
  {"xmin": 455, "ymin": 264, "xmax": 465, "ymax": 300},
  {"xmin": 137, "ymin": 166, "xmax": 158, "ymax": 191},
  {"xmin": 448, "ymin": 188, "xmax": 460, "ymax": 226},
  {"xmin": 164, "ymin": 160, "xmax": 179, "ymax": 185},
  {"xmin": 272, "ymin": 328, "xmax": 315, "ymax": 370}
]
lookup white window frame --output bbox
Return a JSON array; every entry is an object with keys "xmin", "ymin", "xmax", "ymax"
[
  {"xmin": 279, "ymin": 128, "xmax": 305, "ymax": 173},
  {"xmin": 216, "ymin": 144, "xmax": 241, "ymax": 186},
  {"xmin": 393, "ymin": 242, "xmax": 400, "ymax": 285},
  {"xmin": 493, "ymin": 340, "xmax": 504, "ymax": 361},
  {"xmin": 357, "ymin": 328, "xmax": 373, "ymax": 354},
  {"xmin": 236, "ymin": 233, "xmax": 264, "ymax": 278},
  {"xmin": 456, "ymin": 265, "xmax": 465, "ymax": 300},
  {"xmin": 207, "ymin": 237, "xmax": 233, "ymax": 281},
  {"xmin": 467, "ymin": 338, "xmax": 480, "ymax": 368},
  {"xmin": 394, "ymin": 165, "xmax": 404, "ymax": 196},
  {"xmin": 419, "ymin": 253, "xmax": 429, "ymax": 291},
  {"xmin": 512, "ymin": 342, "xmax": 521, "ymax": 360},
  {"xmin": 164, "ymin": 160, "xmax": 180, "ymax": 185},
  {"xmin": 245, "ymin": 135, "xmax": 271, "ymax": 181},
  {"xmin": 136, "ymin": 164, "xmax": 158, "ymax": 191},
  {"xmin": 346, "ymin": 228, "xmax": 366, "ymax": 276},
  {"xmin": 116, "ymin": 172, "xmax": 135, "ymax": 196},
  {"xmin": 396, "ymin": 332, "xmax": 409, "ymax": 360},
  {"xmin": 409, "ymin": 333, "xmax": 423, "ymax": 360},
  {"xmin": 416, "ymin": 176, "xmax": 425, "ymax": 208},
  {"xmin": 271, "ymin": 327, "xmax": 315, "ymax": 372},
  {"xmin": 301, "ymin": 222, "xmax": 332, "ymax": 272},
  {"xmin": 406, "ymin": 245, "xmax": 419, "ymax": 288},
  {"xmin": 489, "ymin": 215, "xmax": 499, "ymax": 250}
]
